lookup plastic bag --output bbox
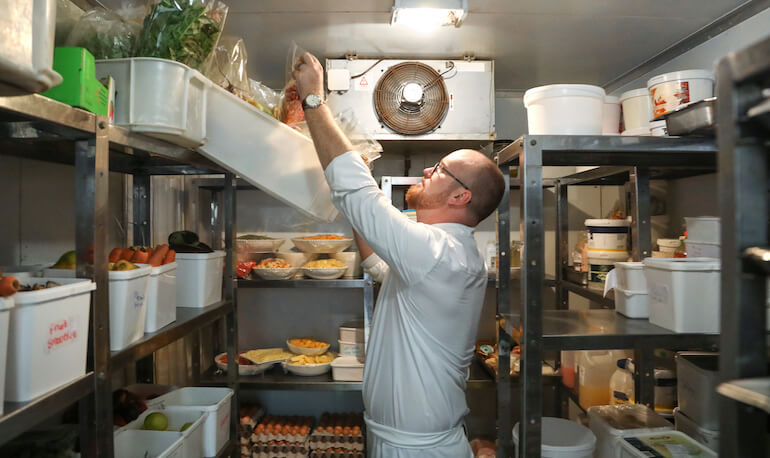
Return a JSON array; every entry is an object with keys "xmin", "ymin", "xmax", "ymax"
[
  {"xmin": 278, "ymin": 42, "xmax": 308, "ymax": 126},
  {"xmin": 55, "ymin": 0, "xmax": 84, "ymax": 46},
  {"xmin": 249, "ymin": 79, "xmax": 281, "ymax": 118},
  {"xmin": 65, "ymin": 4, "xmax": 147, "ymax": 59},
  {"xmin": 205, "ymin": 36, "xmax": 252, "ymax": 101},
  {"xmin": 135, "ymin": 0, "xmax": 228, "ymax": 70},
  {"xmin": 337, "ymin": 109, "xmax": 382, "ymax": 168}
]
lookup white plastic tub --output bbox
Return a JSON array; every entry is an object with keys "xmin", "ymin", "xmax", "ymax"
[
  {"xmin": 620, "ymin": 88, "xmax": 653, "ymax": 132},
  {"xmin": 331, "ymin": 356, "xmax": 364, "ymax": 382},
  {"xmin": 614, "ymin": 262, "xmax": 646, "ymax": 291},
  {"xmin": 145, "ymin": 262, "xmax": 177, "ymax": 332},
  {"xmin": 615, "ymin": 287, "xmax": 649, "ymax": 319},
  {"xmin": 5, "ymin": 277, "xmax": 94, "ymax": 402},
  {"xmin": 684, "ymin": 216, "xmax": 720, "ymax": 244},
  {"xmin": 339, "ymin": 320, "xmax": 365, "ymax": 343},
  {"xmin": 513, "ymin": 417, "xmax": 596, "ymax": 458},
  {"xmin": 175, "ymin": 251, "xmax": 225, "ymax": 308},
  {"xmin": 94, "ymin": 58, "xmax": 209, "ymax": 148},
  {"xmin": 674, "ymin": 408, "xmax": 719, "ymax": 452},
  {"xmin": 523, "ymin": 84, "xmax": 606, "ymax": 135},
  {"xmin": 121, "ymin": 407, "xmax": 208, "ymax": 458},
  {"xmin": 588, "ymin": 405, "xmax": 672, "ymax": 458},
  {"xmin": 197, "ymin": 82, "xmax": 338, "ymax": 221},
  {"xmin": 656, "ymin": 238, "xmax": 680, "ymax": 254},
  {"xmin": 585, "ymin": 219, "xmax": 631, "ymax": 251},
  {"xmin": 109, "ymin": 265, "xmax": 152, "ymax": 351},
  {"xmin": 0, "ymin": 0, "xmax": 61, "ymax": 92},
  {"xmin": 338, "ymin": 340, "xmax": 364, "ymax": 359},
  {"xmin": 114, "ymin": 429, "xmax": 184, "ymax": 458},
  {"xmin": 642, "ymin": 258, "xmax": 720, "ymax": 333},
  {"xmin": 675, "ymin": 352, "xmax": 719, "ymax": 430},
  {"xmin": 650, "ymin": 120, "xmax": 667, "ymax": 136},
  {"xmin": 648, "ymin": 69, "xmax": 714, "ymax": 118},
  {"xmin": 588, "ymin": 250, "xmax": 629, "ymax": 290},
  {"xmin": 0, "ymin": 297, "xmax": 13, "ymax": 414},
  {"xmin": 618, "ymin": 431, "xmax": 716, "ymax": 457},
  {"xmin": 686, "ymin": 241, "xmax": 720, "ymax": 258},
  {"xmin": 603, "ymin": 96, "xmax": 621, "ymax": 134},
  {"xmin": 148, "ymin": 387, "xmax": 233, "ymax": 457}
]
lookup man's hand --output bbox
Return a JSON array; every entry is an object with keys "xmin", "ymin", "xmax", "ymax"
[{"xmin": 292, "ymin": 52, "xmax": 325, "ymax": 100}]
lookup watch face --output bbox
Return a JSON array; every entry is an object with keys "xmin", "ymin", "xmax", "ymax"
[{"xmin": 305, "ymin": 94, "xmax": 323, "ymax": 108}]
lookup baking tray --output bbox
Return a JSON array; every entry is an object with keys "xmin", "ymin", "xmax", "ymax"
[{"xmin": 663, "ymin": 97, "xmax": 716, "ymax": 136}]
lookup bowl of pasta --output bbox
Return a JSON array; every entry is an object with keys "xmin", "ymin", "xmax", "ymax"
[
  {"xmin": 291, "ymin": 234, "xmax": 353, "ymax": 254},
  {"xmin": 282, "ymin": 352, "xmax": 335, "ymax": 376},
  {"xmin": 302, "ymin": 259, "xmax": 348, "ymax": 280},
  {"xmin": 251, "ymin": 257, "xmax": 299, "ymax": 280},
  {"xmin": 287, "ymin": 338, "xmax": 330, "ymax": 356}
]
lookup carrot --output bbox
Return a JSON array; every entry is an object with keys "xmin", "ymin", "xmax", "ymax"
[
  {"xmin": 131, "ymin": 248, "xmax": 150, "ymax": 264},
  {"xmin": 121, "ymin": 248, "xmax": 135, "ymax": 261},
  {"xmin": 163, "ymin": 249, "xmax": 175, "ymax": 264},
  {"xmin": 109, "ymin": 248, "xmax": 123, "ymax": 263},
  {"xmin": 146, "ymin": 246, "xmax": 153, "ymax": 257},
  {"xmin": 0, "ymin": 276, "xmax": 19, "ymax": 297},
  {"xmin": 147, "ymin": 244, "xmax": 169, "ymax": 267}
]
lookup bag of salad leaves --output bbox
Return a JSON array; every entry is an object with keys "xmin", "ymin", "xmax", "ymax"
[
  {"xmin": 64, "ymin": 3, "xmax": 147, "ymax": 59},
  {"xmin": 135, "ymin": 0, "xmax": 229, "ymax": 70},
  {"xmin": 204, "ymin": 36, "xmax": 252, "ymax": 100}
]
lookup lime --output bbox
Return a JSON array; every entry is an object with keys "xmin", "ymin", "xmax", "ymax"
[
  {"xmin": 180, "ymin": 422, "xmax": 193, "ymax": 432},
  {"xmin": 143, "ymin": 412, "xmax": 168, "ymax": 431}
]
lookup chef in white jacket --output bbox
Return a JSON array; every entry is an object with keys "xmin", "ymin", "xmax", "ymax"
[{"xmin": 294, "ymin": 53, "xmax": 506, "ymax": 457}]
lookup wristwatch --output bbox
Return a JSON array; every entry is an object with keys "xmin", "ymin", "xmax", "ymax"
[{"xmin": 301, "ymin": 94, "xmax": 325, "ymax": 110}]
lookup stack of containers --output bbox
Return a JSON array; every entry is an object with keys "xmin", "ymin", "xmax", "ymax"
[
  {"xmin": 674, "ymin": 352, "xmax": 720, "ymax": 452},
  {"xmin": 619, "ymin": 88, "xmax": 654, "ymax": 136},
  {"xmin": 613, "ymin": 262, "xmax": 649, "ymax": 318},
  {"xmin": 684, "ymin": 216, "xmax": 720, "ymax": 258},
  {"xmin": 588, "ymin": 404, "xmax": 672, "ymax": 458},
  {"xmin": 119, "ymin": 407, "xmax": 208, "ymax": 457},
  {"xmin": 338, "ymin": 320, "xmax": 364, "ymax": 361},
  {"xmin": 585, "ymin": 219, "xmax": 631, "ymax": 290},
  {"xmin": 175, "ymin": 251, "xmax": 226, "ymax": 308}
]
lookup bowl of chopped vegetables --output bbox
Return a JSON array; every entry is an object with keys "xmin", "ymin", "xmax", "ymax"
[
  {"xmin": 237, "ymin": 234, "xmax": 285, "ymax": 253},
  {"xmin": 251, "ymin": 258, "xmax": 299, "ymax": 280},
  {"xmin": 287, "ymin": 338, "xmax": 331, "ymax": 356},
  {"xmin": 302, "ymin": 259, "xmax": 348, "ymax": 280},
  {"xmin": 291, "ymin": 234, "xmax": 353, "ymax": 254}
]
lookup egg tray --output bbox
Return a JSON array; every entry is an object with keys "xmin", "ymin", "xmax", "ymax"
[
  {"xmin": 250, "ymin": 442, "xmax": 309, "ymax": 458},
  {"xmin": 239, "ymin": 405, "xmax": 265, "ymax": 438},
  {"xmin": 310, "ymin": 451, "xmax": 365, "ymax": 458},
  {"xmin": 307, "ymin": 434, "xmax": 364, "ymax": 452}
]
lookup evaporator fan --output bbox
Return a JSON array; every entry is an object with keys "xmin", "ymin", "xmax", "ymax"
[{"xmin": 373, "ymin": 62, "xmax": 449, "ymax": 135}]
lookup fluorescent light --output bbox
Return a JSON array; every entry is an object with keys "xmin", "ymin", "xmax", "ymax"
[{"xmin": 391, "ymin": 0, "xmax": 468, "ymax": 28}]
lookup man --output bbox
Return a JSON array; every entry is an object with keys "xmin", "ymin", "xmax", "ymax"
[{"xmin": 293, "ymin": 52, "xmax": 505, "ymax": 457}]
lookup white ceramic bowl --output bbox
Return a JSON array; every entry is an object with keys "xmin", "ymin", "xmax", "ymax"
[
  {"xmin": 236, "ymin": 238, "xmax": 285, "ymax": 253},
  {"xmin": 252, "ymin": 266, "xmax": 300, "ymax": 280},
  {"xmin": 214, "ymin": 352, "xmax": 274, "ymax": 376},
  {"xmin": 282, "ymin": 359, "xmax": 333, "ymax": 376},
  {"xmin": 302, "ymin": 266, "xmax": 347, "ymax": 280},
  {"xmin": 287, "ymin": 339, "xmax": 330, "ymax": 356},
  {"xmin": 291, "ymin": 237, "xmax": 353, "ymax": 254},
  {"xmin": 276, "ymin": 252, "xmax": 317, "ymax": 278}
]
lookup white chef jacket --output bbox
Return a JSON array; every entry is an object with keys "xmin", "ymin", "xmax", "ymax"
[{"xmin": 325, "ymin": 152, "xmax": 487, "ymax": 458}]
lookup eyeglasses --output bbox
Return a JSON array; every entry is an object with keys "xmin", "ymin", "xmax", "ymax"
[{"xmin": 429, "ymin": 162, "xmax": 470, "ymax": 190}]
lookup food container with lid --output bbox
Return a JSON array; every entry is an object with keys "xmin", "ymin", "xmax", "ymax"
[
  {"xmin": 603, "ymin": 95, "xmax": 621, "ymax": 134},
  {"xmin": 175, "ymin": 251, "xmax": 225, "ymax": 308},
  {"xmin": 647, "ymin": 69, "xmax": 714, "ymax": 118},
  {"xmin": 620, "ymin": 88, "xmax": 654, "ymax": 133},
  {"xmin": 618, "ymin": 431, "xmax": 716, "ymax": 457},
  {"xmin": 523, "ymin": 84, "xmax": 606, "ymax": 135},
  {"xmin": 588, "ymin": 404, "xmax": 672, "ymax": 458},
  {"xmin": 587, "ymin": 250, "xmax": 629, "ymax": 290},
  {"xmin": 331, "ymin": 356, "xmax": 364, "ymax": 381},
  {"xmin": 338, "ymin": 340, "xmax": 365, "ymax": 360},
  {"xmin": 145, "ymin": 262, "xmax": 177, "ymax": 333},
  {"xmin": 585, "ymin": 219, "xmax": 631, "ymax": 252},
  {"xmin": 650, "ymin": 119, "xmax": 667, "ymax": 136},
  {"xmin": 676, "ymin": 352, "xmax": 719, "ymax": 430},
  {"xmin": 513, "ymin": 417, "xmax": 596, "ymax": 458},
  {"xmin": 684, "ymin": 216, "xmax": 720, "ymax": 244},
  {"xmin": 615, "ymin": 287, "xmax": 649, "ymax": 319},
  {"xmin": 614, "ymin": 262, "xmax": 646, "ymax": 291},
  {"xmin": 674, "ymin": 408, "xmax": 719, "ymax": 452}
]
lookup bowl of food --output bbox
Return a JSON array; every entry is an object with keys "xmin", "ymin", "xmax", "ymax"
[
  {"xmin": 291, "ymin": 235, "xmax": 353, "ymax": 254},
  {"xmin": 282, "ymin": 353, "xmax": 335, "ymax": 376},
  {"xmin": 252, "ymin": 258, "xmax": 299, "ymax": 280},
  {"xmin": 236, "ymin": 234, "xmax": 285, "ymax": 253},
  {"xmin": 287, "ymin": 338, "xmax": 330, "ymax": 356},
  {"xmin": 215, "ymin": 352, "xmax": 274, "ymax": 376},
  {"xmin": 302, "ymin": 259, "xmax": 348, "ymax": 280}
]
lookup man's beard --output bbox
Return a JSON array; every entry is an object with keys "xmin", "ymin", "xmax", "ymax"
[{"xmin": 405, "ymin": 183, "xmax": 449, "ymax": 210}]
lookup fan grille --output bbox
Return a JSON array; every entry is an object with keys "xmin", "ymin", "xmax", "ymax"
[{"xmin": 374, "ymin": 62, "xmax": 449, "ymax": 135}]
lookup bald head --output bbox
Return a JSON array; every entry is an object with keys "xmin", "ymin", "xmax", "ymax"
[{"xmin": 444, "ymin": 149, "xmax": 505, "ymax": 224}]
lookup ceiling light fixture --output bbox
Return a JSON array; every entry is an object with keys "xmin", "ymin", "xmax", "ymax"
[{"xmin": 391, "ymin": 0, "xmax": 468, "ymax": 28}]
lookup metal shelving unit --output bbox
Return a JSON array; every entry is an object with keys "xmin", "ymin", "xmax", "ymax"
[
  {"xmin": 715, "ymin": 36, "xmax": 770, "ymax": 458},
  {"xmin": 495, "ymin": 135, "xmax": 721, "ymax": 458},
  {"xmin": 0, "ymin": 85, "xmax": 240, "ymax": 457}
]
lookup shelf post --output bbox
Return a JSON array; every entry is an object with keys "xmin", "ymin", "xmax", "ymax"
[
  {"xmin": 496, "ymin": 164, "xmax": 512, "ymax": 458},
  {"xmin": 630, "ymin": 167, "xmax": 651, "ymax": 261},
  {"xmin": 223, "ymin": 173, "xmax": 239, "ymax": 457},
  {"xmin": 132, "ymin": 173, "xmax": 154, "ymax": 383},
  {"xmin": 554, "ymin": 181, "xmax": 569, "ymax": 309}
]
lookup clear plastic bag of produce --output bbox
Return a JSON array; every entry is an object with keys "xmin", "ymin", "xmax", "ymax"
[
  {"xmin": 278, "ymin": 42, "xmax": 308, "ymax": 127},
  {"xmin": 337, "ymin": 109, "xmax": 382, "ymax": 168},
  {"xmin": 135, "ymin": 0, "xmax": 229, "ymax": 70},
  {"xmin": 55, "ymin": 0, "xmax": 84, "ymax": 46},
  {"xmin": 205, "ymin": 35, "xmax": 252, "ymax": 101},
  {"xmin": 64, "ymin": 3, "xmax": 147, "ymax": 59},
  {"xmin": 249, "ymin": 79, "xmax": 281, "ymax": 118}
]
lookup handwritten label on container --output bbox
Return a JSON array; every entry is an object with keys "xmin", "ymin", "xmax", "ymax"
[{"xmin": 46, "ymin": 317, "xmax": 78, "ymax": 353}]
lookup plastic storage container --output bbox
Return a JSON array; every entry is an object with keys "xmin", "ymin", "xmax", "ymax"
[
  {"xmin": 339, "ymin": 321, "xmax": 365, "ymax": 343},
  {"xmin": 588, "ymin": 404, "xmax": 672, "ymax": 458},
  {"xmin": 579, "ymin": 350, "xmax": 629, "ymax": 409},
  {"xmin": 686, "ymin": 241, "xmax": 719, "ymax": 258},
  {"xmin": 197, "ymin": 82, "xmax": 338, "ymax": 221},
  {"xmin": 586, "ymin": 219, "xmax": 631, "ymax": 251},
  {"xmin": 147, "ymin": 387, "xmax": 233, "ymax": 457},
  {"xmin": 121, "ymin": 407, "xmax": 208, "ymax": 458},
  {"xmin": 614, "ymin": 262, "xmax": 646, "ymax": 291},
  {"xmin": 0, "ymin": 297, "xmax": 13, "ymax": 414},
  {"xmin": 523, "ymin": 84, "xmax": 606, "ymax": 135},
  {"xmin": 642, "ymin": 258, "xmax": 720, "ymax": 333},
  {"xmin": 619, "ymin": 431, "xmax": 716, "ymax": 457},
  {"xmin": 656, "ymin": 238, "xmax": 680, "ymax": 254},
  {"xmin": 114, "ymin": 429, "xmax": 184, "ymax": 458},
  {"xmin": 620, "ymin": 88, "xmax": 654, "ymax": 133},
  {"xmin": 684, "ymin": 217, "xmax": 720, "ymax": 244},
  {"xmin": 331, "ymin": 356, "xmax": 365, "ymax": 381},
  {"xmin": 603, "ymin": 96, "xmax": 621, "ymax": 134},
  {"xmin": 5, "ymin": 278, "xmax": 95, "ymax": 402},
  {"xmin": 615, "ymin": 287, "xmax": 649, "ymax": 319},
  {"xmin": 94, "ymin": 58, "xmax": 209, "ymax": 148},
  {"xmin": 175, "ymin": 251, "xmax": 225, "ymax": 308},
  {"xmin": 675, "ymin": 352, "xmax": 719, "ymax": 430},
  {"xmin": 647, "ymin": 69, "xmax": 715, "ymax": 118},
  {"xmin": 673, "ymin": 408, "xmax": 719, "ymax": 452},
  {"xmin": 513, "ymin": 417, "xmax": 596, "ymax": 458},
  {"xmin": 588, "ymin": 250, "xmax": 629, "ymax": 290},
  {"xmin": 145, "ymin": 262, "xmax": 177, "ymax": 333},
  {"xmin": 338, "ymin": 340, "xmax": 364, "ymax": 359},
  {"xmin": 0, "ymin": 0, "xmax": 61, "ymax": 92},
  {"xmin": 109, "ymin": 265, "xmax": 152, "ymax": 351},
  {"xmin": 650, "ymin": 119, "xmax": 667, "ymax": 136}
]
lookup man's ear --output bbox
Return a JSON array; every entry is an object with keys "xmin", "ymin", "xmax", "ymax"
[{"xmin": 448, "ymin": 189, "xmax": 472, "ymax": 207}]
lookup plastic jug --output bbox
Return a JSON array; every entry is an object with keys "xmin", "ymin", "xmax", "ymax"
[
  {"xmin": 610, "ymin": 358, "xmax": 635, "ymax": 405},
  {"xmin": 579, "ymin": 350, "xmax": 631, "ymax": 409}
]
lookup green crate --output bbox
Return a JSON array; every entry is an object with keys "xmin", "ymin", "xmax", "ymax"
[{"xmin": 42, "ymin": 47, "xmax": 108, "ymax": 116}]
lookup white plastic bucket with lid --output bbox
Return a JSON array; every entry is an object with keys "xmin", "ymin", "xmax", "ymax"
[
  {"xmin": 109, "ymin": 265, "xmax": 152, "ymax": 351},
  {"xmin": 647, "ymin": 69, "xmax": 714, "ymax": 118},
  {"xmin": 523, "ymin": 84, "xmax": 606, "ymax": 134},
  {"xmin": 603, "ymin": 95, "xmax": 621, "ymax": 134},
  {"xmin": 175, "ymin": 251, "xmax": 225, "ymax": 308},
  {"xmin": 684, "ymin": 216, "xmax": 720, "ymax": 244},
  {"xmin": 0, "ymin": 296, "xmax": 13, "ymax": 414},
  {"xmin": 620, "ymin": 88, "xmax": 653, "ymax": 132},
  {"xmin": 513, "ymin": 417, "xmax": 596, "ymax": 458},
  {"xmin": 657, "ymin": 238, "xmax": 680, "ymax": 253},
  {"xmin": 585, "ymin": 219, "xmax": 631, "ymax": 251},
  {"xmin": 588, "ymin": 250, "xmax": 629, "ymax": 290}
]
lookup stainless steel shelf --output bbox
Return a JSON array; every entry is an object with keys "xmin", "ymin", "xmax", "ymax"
[
  {"xmin": 239, "ymin": 278, "xmax": 371, "ymax": 289},
  {"xmin": 718, "ymin": 378, "xmax": 770, "ymax": 413},
  {"xmin": 0, "ymin": 372, "xmax": 94, "ymax": 447},
  {"xmin": 110, "ymin": 301, "xmax": 233, "ymax": 369},
  {"xmin": 500, "ymin": 310, "xmax": 719, "ymax": 351},
  {"xmin": 561, "ymin": 281, "xmax": 615, "ymax": 308}
]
